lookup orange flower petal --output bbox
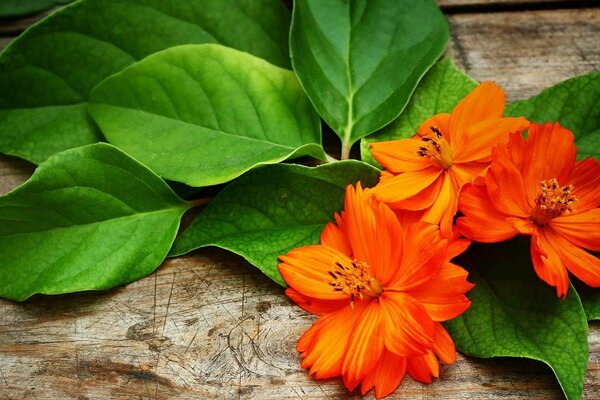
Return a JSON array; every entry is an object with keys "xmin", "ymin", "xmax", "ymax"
[
  {"xmin": 370, "ymin": 138, "xmax": 432, "ymax": 173},
  {"xmin": 343, "ymin": 185, "xmax": 403, "ymax": 285},
  {"xmin": 419, "ymin": 172, "xmax": 457, "ymax": 238},
  {"xmin": 390, "ymin": 222, "xmax": 448, "ymax": 290},
  {"xmin": 372, "ymin": 167, "xmax": 443, "ymax": 205},
  {"xmin": 530, "ymin": 229, "xmax": 570, "ymax": 299},
  {"xmin": 507, "ymin": 131, "xmax": 527, "ymax": 171},
  {"xmin": 360, "ymin": 350, "xmax": 407, "ymax": 399},
  {"xmin": 447, "ymin": 238, "xmax": 471, "ymax": 259},
  {"xmin": 522, "ymin": 122, "xmax": 577, "ymax": 200},
  {"xmin": 453, "ymin": 117, "xmax": 529, "ymax": 163},
  {"xmin": 342, "ymin": 301, "xmax": 385, "ymax": 391},
  {"xmin": 568, "ymin": 157, "xmax": 600, "ymax": 211},
  {"xmin": 449, "ymin": 82, "xmax": 505, "ymax": 150},
  {"xmin": 279, "ymin": 245, "xmax": 352, "ymax": 300},
  {"xmin": 550, "ymin": 209, "xmax": 600, "ymax": 252},
  {"xmin": 457, "ymin": 183, "xmax": 518, "ymax": 242},
  {"xmin": 380, "ymin": 292, "xmax": 435, "ymax": 356},
  {"xmin": 433, "ymin": 323, "xmax": 456, "ymax": 365},
  {"xmin": 450, "ymin": 161, "xmax": 488, "ymax": 187},
  {"xmin": 406, "ymin": 351, "xmax": 439, "ymax": 383},
  {"xmin": 486, "ymin": 146, "xmax": 530, "ymax": 217},
  {"xmin": 506, "ymin": 216, "xmax": 535, "ymax": 235},
  {"xmin": 545, "ymin": 228, "xmax": 600, "ymax": 288},
  {"xmin": 417, "ymin": 113, "xmax": 452, "ymax": 144},
  {"xmin": 394, "ymin": 208, "xmax": 426, "ymax": 226},
  {"xmin": 320, "ymin": 215, "xmax": 352, "ymax": 256},
  {"xmin": 285, "ymin": 288, "xmax": 349, "ymax": 315},
  {"xmin": 385, "ymin": 174, "xmax": 444, "ymax": 211},
  {"xmin": 300, "ymin": 301, "xmax": 368, "ymax": 379},
  {"xmin": 406, "ymin": 262, "xmax": 473, "ymax": 321}
]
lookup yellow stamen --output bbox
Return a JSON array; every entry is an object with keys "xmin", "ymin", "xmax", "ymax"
[
  {"xmin": 530, "ymin": 178, "xmax": 577, "ymax": 225},
  {"xmin": 328, "ymin": 259, "xmax": 383, "ymax": 307},
  {"xmin": 417, "ymin": 126, "xmax": 453, "ymax": 169}
]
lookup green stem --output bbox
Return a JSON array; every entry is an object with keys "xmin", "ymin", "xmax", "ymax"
[
  {"xmin": 340, "ymin": 141, "xmax": 351, "ymax": 160},
  {"xmin": 325, "ymin": 153, "xmax": 338, "ymax": 163},
  {"xmin": 187, "ymin": 197, "xmax": 211, "ymax": 209}
]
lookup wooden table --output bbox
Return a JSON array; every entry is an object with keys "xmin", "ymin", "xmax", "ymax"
[{"xmin": 1, "ymin": 1, "xmax": 599, "ymax": 399}]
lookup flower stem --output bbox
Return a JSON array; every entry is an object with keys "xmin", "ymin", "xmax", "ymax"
[{"xmin": 188, "ymin": 197, "xmax": 211, "ymax": 209}]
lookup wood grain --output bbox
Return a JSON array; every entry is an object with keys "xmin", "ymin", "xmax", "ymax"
[
  {"xmin": 1, "ymin": 3, "xmax": 600, "ymax": 400},
  {"xmin": 447, "ymin": 7, "xmax": 600, "ymax": 101},
  {"xmin": 439, "ymin": 0, "xmax": 591, "ymax": 7}
]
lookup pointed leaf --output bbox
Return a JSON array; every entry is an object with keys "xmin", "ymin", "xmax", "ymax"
[
  {"xmin": 360, "ymin": 58, "xmax": 476, "ymax": 165},
  {"xmin": 574, "ymin": 129, "xmax": 600, "ymax": 160},
  {"xmin": 170, "ymin": 161, "xmax": 380, "ymax": 285},
  {"xmin": 445, "ymin": 239, "xmax": 589, "ymax": 400},
  {"xmin": 0, "ymin": 0, "xmax": 291, "ymax": 164},
  {"xmin": 290, "ymin": 0, "xmax": 449, "ymax": 154},
  {"xmin": 89, "ymin": 44, "xmax": 325, "ymax": 187},
  {"xmin": 0, "ymin": 143, "xmax": 188, "ymax": 301},
  {"xmin": 506, "ymin": 72, "xmax": 600, "ymax": 159},
  {"xmin": 574, "ymin": 280, "xmax": 600, "ymax": 321}
]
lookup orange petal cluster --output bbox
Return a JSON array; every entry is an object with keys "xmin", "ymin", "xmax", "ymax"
[
  {"xmin": 370, "ymin": 82, "xmax": 529, "ymax": 237},
  {"xmin": 279, "ymin": 184, "xmax": 473, "ymax": 398},
  {"xmin": 457, "ymin": 122, "xmax": 600, "ymax": 298}
]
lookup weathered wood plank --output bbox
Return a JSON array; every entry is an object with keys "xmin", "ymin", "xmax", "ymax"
[
  {"xmin": 0, "ymin": 154, "xmax": 34, "ymax": 196},
  {"xmin": 1, "ymin": 5, "xmax": 600, "ymax": 400},
  {"xmin": 0, "ymin": 243, "xmax": 597, "ymax": 399},
  {"xmin": 0, "ymin": 37, "xmax": 12, "ymax": 49},
  {"xmin": 447, "ymin": 7, "xmax": 600, "ymax": 101},
  {"xmin": 0, "ymin": 1, "xmax": 591, "ymax": 36},
  {"xmin": 439, "ymin": 0, "xmax": 590, "ymax": 7},
  {"xmin": 0, "ymin": 9, "xmax": 55, "ymax": 35}
]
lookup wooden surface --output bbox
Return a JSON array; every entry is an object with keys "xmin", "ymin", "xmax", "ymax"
[{"xmin": 1, "ymin": 1, "xmax": 600, "ymax": 399}]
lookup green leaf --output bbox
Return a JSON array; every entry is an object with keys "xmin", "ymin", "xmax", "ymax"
[
  {"xmin": 289, "ymin": 0, "xmax": 449, "ymax": 157},
  {"xmin": 574, "ymin": 279, "xmax": 600, "ymax": 321},
  {"xmin": 170, "ymin": 161, "xmax": 380, "ymax": 285},
  {"xmin": 445, "ymin": 239, "xmax": 589, "ymax": 400},
  {"xmin": 0, "ymin": 0, "xmax": 291, "ymax": 164},
  {"xmin": 89, "ymin": 44, "xmax": 325, "ymax": 187},
  {"xmin": 506, "ymin": 72, "xmax": 600, "ymax": 159},
  {"xmin": 360, "ymin": 58, "xmax": 476, "ymax": 165},
  {"xmin": 0, "ymin": 0, "xmax": 73, "ymax": 17},
  {"xmin": 0, "ymin": 143, "xmax": 189, "ymax": 301},
  {"xmin": 575, "ymin": 129, "xmax": 600, "ymax": 160}
]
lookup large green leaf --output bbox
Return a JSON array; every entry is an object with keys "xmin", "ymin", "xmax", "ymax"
[
  {"xmin": 360, "ymin": 58, "xmax": 476, "ymax": 165},
  {"xmin": 0, "ymin": 0, "xmax": 291, "ymax": 164},
  {"xmin": 445, "ymin": 239, "xmax": 589, "ymax": 400},
  {"xmin": 575, "ymin": 129, "xmax": 600, "ymax": 160},
  {"xmin": 0, "ymin": 143, "xmax": 189, "ymax": 301},
  {"xmin": 289, "ymin": 0, "xmax": 449, "ymax": 158},
  {"xmin": 0, "ymin": 0, "xmax": 73, "ymax": 17},
  {"xmin": 170, "ymin": 161, "xmax": 380, "ymax": 285},
  {"xmin": 506, "ymin": 72, "xmax": 600, "ymax": 159},
  {"xmin": 89, "ymin": 44, "xmax": 325, "ymax": 187},
  {"xmin": 574, "ymin": 280, "xmax": 600, "ymax": 321}
]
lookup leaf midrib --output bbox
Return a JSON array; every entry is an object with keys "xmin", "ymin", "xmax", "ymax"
[
  {"xmin": 94, "ymin": 103, "xmax": 312, "ymax": 150},
  {"xmin": 0, "ymin": 204, "xmax": 186, "ymax": 239}
]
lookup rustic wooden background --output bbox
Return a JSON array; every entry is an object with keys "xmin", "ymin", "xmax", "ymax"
[{"xmin": 1, "ymin": 0, "xmax": 599, "ymax": 399}]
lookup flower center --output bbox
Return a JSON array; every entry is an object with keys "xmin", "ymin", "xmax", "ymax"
[
  {"xmin": 328, "ymin": 259, "xmax": 383, "ymax": 306},
  {"xmin": 530, "ymin": 178, "xmax": 577, "ymax": 225},
  {"xmin": 417, "ymin": 126, "xmax": 453, "ymax": 169}
]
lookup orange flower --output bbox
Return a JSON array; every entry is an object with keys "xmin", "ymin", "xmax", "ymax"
[
  {"xmin": 370, "ymin": 82, "xmax": 529, "ymax": 237},
  {"xmin": 278, "ymin": 183, "xmax": 473, "ymax": 398},
  {"xmin": 457, "ymin": 122, "xmax": 600, "ymax": 298}
]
